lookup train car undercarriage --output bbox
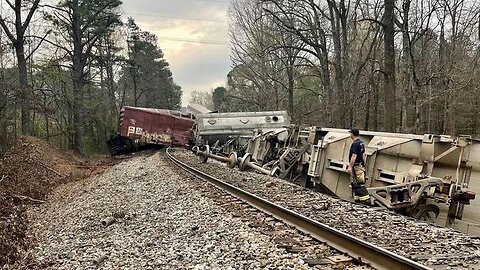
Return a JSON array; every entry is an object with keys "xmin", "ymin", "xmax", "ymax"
[{"xmin": 193, "ymin": 123, "xmax": 480, "ymax": 234}]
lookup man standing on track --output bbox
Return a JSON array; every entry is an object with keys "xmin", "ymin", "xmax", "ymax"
[{"xmin": 347, "ymin": 128, "xmax": 370, "ymax": 205}]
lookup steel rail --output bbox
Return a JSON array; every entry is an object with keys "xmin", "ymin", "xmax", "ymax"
[{"xmin": 166, "ymin": 148, "xmax": 432, "ymax": 270}]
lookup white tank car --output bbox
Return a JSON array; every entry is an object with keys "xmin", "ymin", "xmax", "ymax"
[{"xmin": 195, "ymin": 111, "xmax": 291, "ymax": 147}]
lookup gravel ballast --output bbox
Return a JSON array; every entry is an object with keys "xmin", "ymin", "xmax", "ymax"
[
  {"xmin": 23, "ymin": 152, "xmax": 354, "ymax": 270},
  {"xmin": 173, "ymin": 150, "xmax": 480, "ymax": 269}
]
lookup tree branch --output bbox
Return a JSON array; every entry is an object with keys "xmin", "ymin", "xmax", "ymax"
[
  {"xmin": 25, "ymin": 35, "xmax": 73, "ymax": 57},
  {"xmin": 4, "ymin": 0, "xmax": 14, "ymax": 10},
  {"xmin": 358, "ymin": 18, "xmax": 385, "ymax": 27},
  {"xmin": 11, "ymin": 194, "xmax": 45, "ymax": 204},
  {"xmin": 22, "ymin": 0, "xmax": 41, "ymax": 35},
  {"xmin": 0, "ymin": 15, "xmax": 16, "ymax": 43},
  {"xmin": 26, "ymin": 30, "xmax": 53, "ymax": 60}
]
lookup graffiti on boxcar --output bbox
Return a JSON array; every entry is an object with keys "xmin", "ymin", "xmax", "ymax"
[{"xmin": 127, "ymin": 125, "xmax": 173, "ymax": 144}]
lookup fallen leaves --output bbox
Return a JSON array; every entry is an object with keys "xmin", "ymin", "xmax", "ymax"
[{"xmin": 0, "ymin": 136, "xmax": 86, "ymax": 268}]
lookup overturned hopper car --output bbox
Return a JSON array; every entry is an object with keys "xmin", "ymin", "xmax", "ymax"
[
  {"xmin": 304, "ymin": 128, "xmax": 479, "ymax": 233},
  {"xmin": 196, "ymin": 123, "xmax": 480, "ymax": 234},
  {"xmin": 107, "ymin": 106, "xmax": 195, "ymax": 155}
]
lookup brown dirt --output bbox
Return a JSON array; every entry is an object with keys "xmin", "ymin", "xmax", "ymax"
[{"xmin": 0, "ymin": 136, "xmax": 115, "ymax": 268}]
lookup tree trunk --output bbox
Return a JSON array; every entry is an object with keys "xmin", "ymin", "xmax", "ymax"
[
  {"xmin": 328, "ymin": 1, "xmax": 346, "ymax": 126},
  {"xmin": 43, "ymin": 92, "xmax": 49, "ymax": 141},
  {"xmin": 106, "ymin": 51, "xmax": 117, "ymax": 115},
  {"xmin": 400, "ymin": 0, "xmax": 416, "ymax": 133},
  {"xmin": 315, "ymin": 30, "xmax": 332, "ymax": 126},
  {"xmin": 71, "ymin": 0, "xmax": 86, "ymax": 154},
  {"xmin": 72, "ymin": 62, "xmax": 85, "ymax": 154},
  {"xmin": 15, "ymin": 44, "xmax": 31, "ymax": 135},
  {"xmin": 106, "ymin": 57, "xmax": 117, "ymax": 133},
  {"xmin": 132, "ymin": 72, "xmax": 139, "ymax": 107},
  {"xmin": 286, "ymin": 62, "xmax": 294, "ymax": 114},
  {"xmin": 383, "ymin": 0, "xmax": 397, "ymax": 132}
]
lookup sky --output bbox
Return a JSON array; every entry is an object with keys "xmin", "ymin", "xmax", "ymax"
[{"xmin": 121, "ymin": 0, "xmax": 232, "ymax": 106}]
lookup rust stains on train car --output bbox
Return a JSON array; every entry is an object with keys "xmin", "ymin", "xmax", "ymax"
[
  {"xmin": 119, "ymin": 106, "xmax": 195, "ymax": 147},
  {"xmin": 107, "ymin": 107, "xmax": 195, "ymax": 155}
]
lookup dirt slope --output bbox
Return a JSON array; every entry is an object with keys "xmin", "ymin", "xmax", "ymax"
[{"xmin": 0, "ymin": 137, "xmax": 110, "ymax": 268}]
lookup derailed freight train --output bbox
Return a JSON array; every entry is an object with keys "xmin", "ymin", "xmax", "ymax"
[
  {"xmin": 194, "ymin": 114, "xmax": 480, "ymax": 235},
  {"xmin": 108, "ymin": 106, "xmax": 480, "ymax": 234},
  {"xmin": 107, "ymin": 106, "xmax": 195, "ymax": 155}
]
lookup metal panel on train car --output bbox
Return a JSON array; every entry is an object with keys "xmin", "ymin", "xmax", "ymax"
[
  {"xmin": 307, "ymin": 128, "xmax": 480, "ymax": 234},
  {"xmin": 119, "ymin": 106, "xmax": 194, "ymax": 147},
  {"xmin": 196, "ymin": 111, "xmax": 290, "ymax": 143}
]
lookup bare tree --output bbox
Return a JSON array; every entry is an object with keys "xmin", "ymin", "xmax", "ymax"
[
  {"xmin": 0, "ymin": 0, "xmax": 42, "ymax": 135},
  {"xmin": 382, "ymin": 0, "xmax": 397, "ymax": 131}
]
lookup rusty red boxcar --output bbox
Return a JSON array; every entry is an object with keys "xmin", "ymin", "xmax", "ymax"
[{"xmin": 107, "ymin": 106, "xmax": 195, "ymax": 155}]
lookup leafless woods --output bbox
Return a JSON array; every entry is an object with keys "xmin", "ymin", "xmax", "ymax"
[
  {"xmin": 227, "ymin": 0, "xmax": 480, "ymax": 135},
  {"xmin": 0, "ymin": 1, "xmax": 182, "ymax": 154}
]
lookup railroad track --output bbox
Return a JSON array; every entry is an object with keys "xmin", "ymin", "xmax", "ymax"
[{"xmin": 166, "ymin": 148, "xmax": 431, "ymax": 270}]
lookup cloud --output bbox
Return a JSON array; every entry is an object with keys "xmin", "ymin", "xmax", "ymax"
[{"xmin": 121, "ymin": 0, "xmax": 232, "ymax": 105}]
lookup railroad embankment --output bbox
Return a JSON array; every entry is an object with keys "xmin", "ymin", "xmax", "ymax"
[{"xmin": 0, "ymin": 137, "xmax": 112, "ymax": 269}]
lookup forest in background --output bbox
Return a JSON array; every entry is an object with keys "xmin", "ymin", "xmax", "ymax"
[
  {"xmin": 0, "ymin": 0, "xmax": 182, "ymax": 155},
  {"xmin": 193, "ymin": 0, "xmax": 480, "ymax": 137},
  {"xmin": 1, "ymin": 0, "xmax": 480, "ymax": 155}
]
